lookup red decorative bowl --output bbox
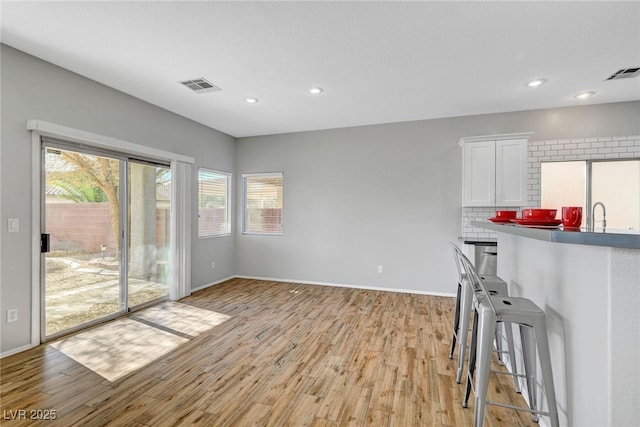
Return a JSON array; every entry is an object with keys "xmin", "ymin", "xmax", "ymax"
[
  {"xmin": 495, "ymin": 210, "xmax": 517, "ymax": 219},
  {"xmin": 522, "ymin": 208, "xmax": 557, "ymax": 220}
]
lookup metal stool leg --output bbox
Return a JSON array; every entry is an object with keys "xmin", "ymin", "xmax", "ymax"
[
  {"xmin": 449, "ymin": 282, "xmax": 462, "ymax": 359},
  {"xmin": 463, "ymin": 309, "xmax": 479, "ymax": 408},
  {"xmin": 456, "ymin": 278, "xmax": 474, "ymax": 383},
  {"xmin": 520, "ymin": 324, "xmax": 539, "ymax": 422},
  {"xmin": 473, "ymin": 308, "xmax": 497, "ymax": 427},
  {"xmin": 534, "ymin": 317, "xmax": 560, "ymax": 427},
  {"xmin": 495, "ymin": 323, "xmax": 504, "ymax": 365},
  {"xmin": 503, "ymin": 321, "xmax": 521, "ymax": 393}
]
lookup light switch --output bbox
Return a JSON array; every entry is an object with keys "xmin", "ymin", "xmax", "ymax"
[{"xmin": 8, "ymin": 218, "xmax": 19, "ymax": 233}]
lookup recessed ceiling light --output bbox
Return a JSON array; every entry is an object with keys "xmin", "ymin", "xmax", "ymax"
[
  {"xmin": 574, "ymin": 91, "xmax": 596, "ymax": 100},
  {"xmin": 245, "ymin": 97, "xmax": 259, "ymax": 104},
  {"xmin": 526, "ymin": 78, "xmax": 547, "ymax": 88},
  {"xmin": 309, "ymin": 87, "xmax": 323, "ymax": 95}
]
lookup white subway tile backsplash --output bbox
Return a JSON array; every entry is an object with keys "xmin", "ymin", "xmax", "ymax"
[{"xmin": 462, "ymin": 134, "xmax": 640, "ymax": 238}]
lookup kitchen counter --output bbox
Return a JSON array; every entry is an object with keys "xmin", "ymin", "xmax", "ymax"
[
  {"xmin": 471, "ymin": 220, "xmax": 640, "ymax": 249},
  {"xmin": 473, "ymin": 220, "xmax": 639, "ymax": 426},
  {"xmin": 458, "ymin": 237, "xmax": 497, "ymax": 245}
]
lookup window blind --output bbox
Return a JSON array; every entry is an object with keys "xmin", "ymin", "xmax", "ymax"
[
  {"xmin": 242, "ymin": 172, "xmax": 283, "ymax": 235},
  {"xmin": 198, "ymin": 168, "xmax": 230, "ymax": 237}
]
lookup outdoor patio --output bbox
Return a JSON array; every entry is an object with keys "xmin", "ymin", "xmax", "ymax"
[{"xmin": 46, "ymin": 253, "xmax": 168, "ymax": 335}]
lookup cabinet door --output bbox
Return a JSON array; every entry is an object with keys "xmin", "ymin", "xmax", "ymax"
[
  {"xmin": 495, "ymin": 139, "xmax": 527, "ymax": 206},
  {"xmin": 463, "ymin": 141, "xmax": 496, "ymax": 206}
]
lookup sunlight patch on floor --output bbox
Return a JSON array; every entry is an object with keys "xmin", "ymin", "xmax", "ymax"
[
  {"xmin": 50, "ymin": 318, "xmax": 187, "ymax": 382},
  {"xmin": 133, "ymin": 301, "xmax": 231, "ymax": 336},
  {"xmin": 50, "ymin": 302, "xmax": 231, "ymax": 382}
]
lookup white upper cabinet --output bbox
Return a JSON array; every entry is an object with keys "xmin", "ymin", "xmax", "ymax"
[
  {"xmin": 461, "ymin": 134, "xmax": 531, "ymax": 207},
  {"xmin": 463, "ymin": 140, "xmax": 496, "ymax": 206}
]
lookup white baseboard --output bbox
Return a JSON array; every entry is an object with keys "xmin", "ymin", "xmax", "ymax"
[
  {"xmin": 1, "ymin": 343, "xmax": 37, "ymax": 359},
  {"xmin": 190, "ymin": 275, "xmax": 236, "ymax": 293},
  {"xmin": 233, "ymin": 275, "xmax": 456, "ymax": 298}
]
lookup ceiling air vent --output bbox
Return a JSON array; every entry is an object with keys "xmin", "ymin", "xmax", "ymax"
[
  {"xmin": 179, "ymin": 78, "xmax": 222, "ymax": 94},
  {"xmin": 605, "ymin": 67, "xmax": 640, "ymax": 81}
]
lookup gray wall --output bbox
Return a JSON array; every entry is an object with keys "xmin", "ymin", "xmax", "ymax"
[
  {"xmin": 0, "ymin": 45, "xmax": 236, "ymax": 354},
  {"xmin": 2, "ymin": 42, "xmax": 639, "ymax": 356},
  {"xmin": 234, "ymin": 102, "xmax": 640, "ymax": 293}
]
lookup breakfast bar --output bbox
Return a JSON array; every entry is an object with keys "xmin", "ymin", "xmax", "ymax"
[{"xmin": 472, "ymin": 221, "xmax": 639, "ymax": 427}]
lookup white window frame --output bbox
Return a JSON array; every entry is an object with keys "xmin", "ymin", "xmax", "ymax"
[
  {"xmin": 197, "ymin": 168, "xmax": 231, "ymax": 238},
  {"xmin": 242, "ymin": 172, "xmax": 284, "ymax": 235}
]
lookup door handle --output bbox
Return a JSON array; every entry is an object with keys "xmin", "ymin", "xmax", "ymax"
[{"xmin": 41, "ymin": 233, "xmax": 50, "ymax": 253}]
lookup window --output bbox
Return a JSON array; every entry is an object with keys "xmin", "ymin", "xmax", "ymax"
[
  {"xmin": 198, "ymin": 168, "xmax": 231, "ymax": 237},
  {"xmin": 541, "ymin": 159, "xmax": 640, "ymax": 230},
  {"xmin": 243, "ymin": 172, "xmax": 283, "ymax": 235}
]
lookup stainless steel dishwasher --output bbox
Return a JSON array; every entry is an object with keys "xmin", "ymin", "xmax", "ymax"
[{"xmin": 474, "ymin": 244, "xmax": 497, "ymax": 276}]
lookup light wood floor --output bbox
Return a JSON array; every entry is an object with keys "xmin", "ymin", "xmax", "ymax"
[{"xmin": 1, "ymin": 278, "xmax": 538, "ymax": 426}]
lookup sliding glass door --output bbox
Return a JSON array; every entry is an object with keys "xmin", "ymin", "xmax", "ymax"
[
  {"xmin": 127, "ymin": 161, "xmax": 171, "ymax": 307},
  {"xmin": 42, "ymin": 141, "xmax": 170, "ymax": 339}
]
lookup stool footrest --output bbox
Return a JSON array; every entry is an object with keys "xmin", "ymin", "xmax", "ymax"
[
  {"xmin": 485, "ymin": 400, "xmax": 551, "ymax": 417},
  {"xmin": 489, "ymin": 368, "xmax": 526, "ymax": 379}
]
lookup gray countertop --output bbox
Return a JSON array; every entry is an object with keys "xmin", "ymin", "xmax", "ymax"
[
  {"xmin": 458, "ymin": 237, "xmax": 497, "ymax": 245},
  {"xmin": 471, "ymin": 221, "xmax": 640, "ymax": 249}
]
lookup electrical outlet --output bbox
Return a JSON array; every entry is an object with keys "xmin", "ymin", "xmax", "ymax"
[
  {"xmin": 7, "ymin": 308, "xmax": 18, "ymax": 323},
  {"xmin": 211, "ymin": 261, "xmax": 216, "ymax": 270},
  {"xmin": 8, "ymin": 218, "xmax": 19, "ymax": 233},
  {"xmin": 377, "ymin": 265, "xmax": 383, "ymax": 274}
]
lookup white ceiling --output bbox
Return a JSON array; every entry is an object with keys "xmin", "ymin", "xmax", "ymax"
[{"xmin": 2, "ymin": 1, "xmax": 639, "ymax": 138}]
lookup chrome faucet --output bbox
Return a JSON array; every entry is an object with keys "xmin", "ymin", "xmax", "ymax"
[{"xmin": 592, "ymin": 202, "xmax": 607, "ymax": 231}]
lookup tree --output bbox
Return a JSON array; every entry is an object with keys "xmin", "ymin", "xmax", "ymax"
[{"xmin": 47, "ymin": 150, "xmax": 120, "ymax": 256}]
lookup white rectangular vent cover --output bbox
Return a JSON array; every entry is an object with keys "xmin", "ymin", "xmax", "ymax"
[
  {"xmin": 605, "ymin": 67, "xmax": 640, "ymax": 81},
  {"xmin": 179, "ymin": 78, "xmax": 222, "ymax": 94}
]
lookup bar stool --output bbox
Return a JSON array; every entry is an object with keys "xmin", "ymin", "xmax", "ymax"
[
  {"xmin": 449, "ymin": 243, "xmax": 520, "ymax": 392},
  {"xmin": 459, "ymin": 250, "xmax": 560, "ymax": 427}
]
